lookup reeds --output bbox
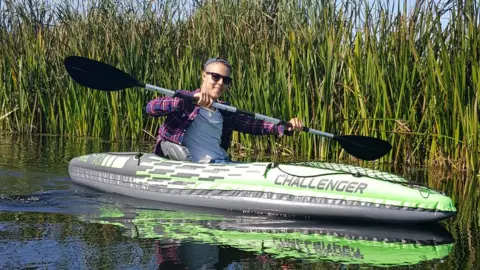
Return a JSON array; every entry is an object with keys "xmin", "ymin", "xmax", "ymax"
[{"xmin": 0, "ymin": 0, "xmax": 479, "ymax": 170}]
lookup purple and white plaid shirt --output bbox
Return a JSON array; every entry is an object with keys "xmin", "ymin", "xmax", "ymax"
[{"xmin": 146, "ymin": 89, "xmax": 290, "ymax": 153}]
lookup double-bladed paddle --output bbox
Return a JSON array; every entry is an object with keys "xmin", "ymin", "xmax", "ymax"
[{"xmin": 64, "ymin": 56, "xmax": 392, "ymax": 161}]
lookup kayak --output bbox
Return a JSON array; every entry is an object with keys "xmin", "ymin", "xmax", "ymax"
[
  {"xmin": 87, "ymin": 200, "xmax": 453, "ymax": 267},
  {"xmin": 68, "ymin": 152, "xmax": 457, "ymax": 223}
]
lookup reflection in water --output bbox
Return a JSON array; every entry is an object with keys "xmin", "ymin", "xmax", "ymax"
[
  {"xmin": 0, "ymin": 211, "xmax": 154, "ymax": 269},
  {"xmin": 0, "ymin": 133, "xmax": 478, "ymax": 269},
  {"xmin": 0, "ymin": 199, "xmax": 454, "ymax": 269},
  {"xmin": 84, "ymin": 196, "xmax": 455, "ymax": 268}
]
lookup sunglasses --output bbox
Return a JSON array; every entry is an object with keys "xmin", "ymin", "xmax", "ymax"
[{"xmin": 206, "ymin": 72, "xmax": 232, "ymax": 85}]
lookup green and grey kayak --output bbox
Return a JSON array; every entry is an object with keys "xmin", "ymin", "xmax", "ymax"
[{"xmin": 69, "ymin": 152, "xmax": 457, "ymax": 223}]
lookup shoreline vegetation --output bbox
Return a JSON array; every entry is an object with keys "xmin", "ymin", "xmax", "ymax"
[{"xmin": 0, "ymin": 0, "xmax": 479, "ymax": 172}]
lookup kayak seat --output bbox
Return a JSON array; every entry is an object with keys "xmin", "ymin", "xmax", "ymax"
[{"xmin": 157, "ymin": 140, "xmax": 192, "ymax": 161}]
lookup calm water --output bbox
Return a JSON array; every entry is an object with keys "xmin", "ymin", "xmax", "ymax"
[{"xmin": 0, "ymin": 133, "xmax": 478, "ymax": 269}]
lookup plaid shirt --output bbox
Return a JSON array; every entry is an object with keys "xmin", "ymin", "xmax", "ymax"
[{"xmin": 146, "ymin": 89, "xmax": 289, "ymax": 152}]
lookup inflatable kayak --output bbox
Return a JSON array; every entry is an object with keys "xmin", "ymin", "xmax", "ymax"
[
  {"xmin": 68, "ymin": 152, "xmax": 457, "ymax": 223},
  {"xmin": 86, "ymin": 201, "xmax": 453, "ymax": 267}
]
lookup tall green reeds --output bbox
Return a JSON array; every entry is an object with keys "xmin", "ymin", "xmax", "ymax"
[{"xmin": 0, "ymin": 0, "xmax": 479, "ymax": 171}]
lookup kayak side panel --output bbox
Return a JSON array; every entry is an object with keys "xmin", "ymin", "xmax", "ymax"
[{"xmin": 69, "ymin": 164, "xmax": 455, "ymax": 223}]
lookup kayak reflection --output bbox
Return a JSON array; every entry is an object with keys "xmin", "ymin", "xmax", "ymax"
[{"xmin": 83, "ymin": 194, "xmax": 454, "ymax": 268}]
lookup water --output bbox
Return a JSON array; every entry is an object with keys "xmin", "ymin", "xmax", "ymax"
[{"xmin": 0, "ymin": 133, "xmax": 478, "ymax": 269}]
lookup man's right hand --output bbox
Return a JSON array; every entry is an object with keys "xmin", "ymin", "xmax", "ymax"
[{"xmin": 194, "ymin": 92, "xmax": 215, "ymax": 109}]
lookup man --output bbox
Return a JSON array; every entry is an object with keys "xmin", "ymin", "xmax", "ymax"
[{"xmin": 146, "ymin": 57, "xmax": 303, "ymax": 163}]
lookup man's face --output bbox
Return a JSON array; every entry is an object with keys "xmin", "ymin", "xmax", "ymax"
[{"xmin": 201, "ymin": 62, "xmax": 231, "ymax": 100}]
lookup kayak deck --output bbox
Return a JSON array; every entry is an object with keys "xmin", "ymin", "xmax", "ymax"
[{"xmin": 69, "ymin": 152, "xmax": 457, "ymax": 223}]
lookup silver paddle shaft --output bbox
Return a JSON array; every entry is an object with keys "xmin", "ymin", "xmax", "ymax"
[{"xmin": 145, "ymin": 84, "xmax": 334, "ymax": 139}]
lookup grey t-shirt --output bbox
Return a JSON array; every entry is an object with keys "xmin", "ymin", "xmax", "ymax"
[{"xmin": 183, "ymin": 107, "xmax": 228, "ymax": 162}]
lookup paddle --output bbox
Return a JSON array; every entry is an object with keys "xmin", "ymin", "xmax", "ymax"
[{"xmin": 64, "ymin": 56, "xmax": 392, "ymax": 161}]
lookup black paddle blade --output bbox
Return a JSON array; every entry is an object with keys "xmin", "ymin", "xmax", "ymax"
[
  {"xmin": 64, "ymin": 56, "xmax": 145, "ymax": 91},
  {"xmin": 334, "ymin": 135, "xmax": 392, "ymax": 161}
]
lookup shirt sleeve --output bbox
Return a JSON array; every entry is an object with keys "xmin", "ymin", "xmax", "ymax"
[
  {"xmin": 146, "ymin": 91, "xmax": 195, "ymax": 116},
  {"xmin": 232, "ymin": 113, "xmax": 293, "ymax": 136}
]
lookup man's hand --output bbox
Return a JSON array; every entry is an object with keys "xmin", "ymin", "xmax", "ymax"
[
  {"xmin": 286, "ymin": 118, "xmax": 303, "ymax": 132},
  {"xmin": 193, "ymin": 92, "xmax": 214, "ymax": 109}
]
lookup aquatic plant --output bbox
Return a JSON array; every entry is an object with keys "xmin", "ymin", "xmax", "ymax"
[{"xmin": 0, "ymin": 0, "xmax": 478, "ymax": 171}]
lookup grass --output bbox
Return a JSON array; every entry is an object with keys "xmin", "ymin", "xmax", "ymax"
[{"xmin": 0, "ymin": 0, "xmax": 478, "ymax": 171}]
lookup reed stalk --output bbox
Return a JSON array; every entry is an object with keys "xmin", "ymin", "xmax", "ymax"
[{"xmin": 0, "ymin": 0, "xmax": 478, "ymax": 171}]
